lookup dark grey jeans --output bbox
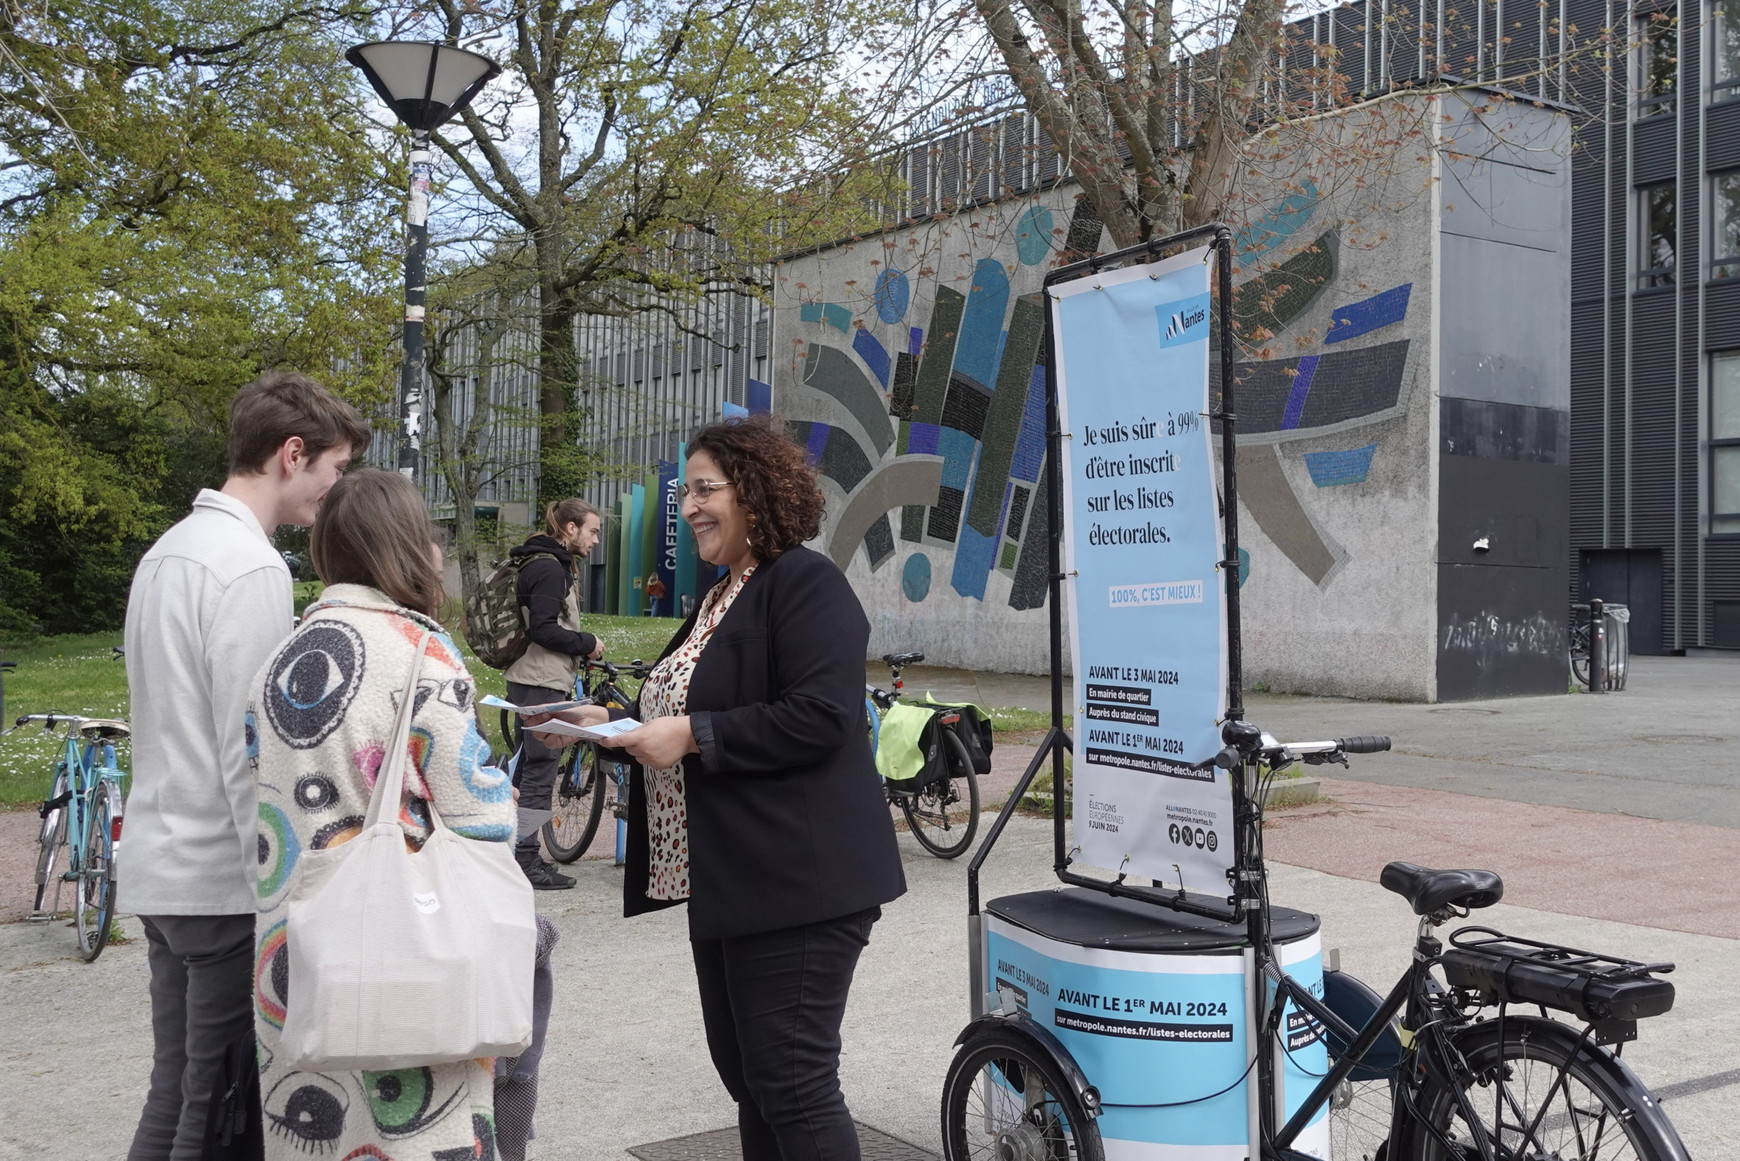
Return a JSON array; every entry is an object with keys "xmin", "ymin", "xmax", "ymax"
[{"xmin": 128, "ymin": 912, "xmax": 256, "ymax": 1161}]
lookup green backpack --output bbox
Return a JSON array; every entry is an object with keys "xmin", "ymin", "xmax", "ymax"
[{"xmin": 461, "ymin": 552, "xmax": 556, "ymax": 670}]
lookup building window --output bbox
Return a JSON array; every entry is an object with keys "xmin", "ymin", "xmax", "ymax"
[
  {"xmin": 1638, "ymin": 182, "xmax": 1677, "ymax": 288},
  {"xmin": 1713, "ymin": 352, "xmax": 1740, "ymax": 535},
  {"xmin": 1716, "ymin": 5, "xmax": 1740, "ymax": 100},
  {"xmin": 1715, "ymin": 173, "xmax": 1740, "ymax": 277},
  {"xmin": 1636, "ymin": 6, "xmax": 1678, "ymax": 118}
]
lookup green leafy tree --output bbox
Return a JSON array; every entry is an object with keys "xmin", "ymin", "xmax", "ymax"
[
  {"xmin": 398, "ymin": 0, "xmax": 904, "ymax": 505},
  {"xmin": 0, "ymin": 0, "xmax": 400, "ymax": 632}
]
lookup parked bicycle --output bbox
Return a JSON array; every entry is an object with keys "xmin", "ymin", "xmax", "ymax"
[
  {"xmin": 12, "ymin": 711, "xmax": 130, "ymax": 961},
  {"xmin": 942, "ymin": 724, "xmax": 1687, "ymax": 1161},
  {"xmin": 866, "ymin": 651, "xmax": 984, "ymax": 859},
  {"xmin": 500, "ymin": 657, "xmax": 651, "ymax": 865}
]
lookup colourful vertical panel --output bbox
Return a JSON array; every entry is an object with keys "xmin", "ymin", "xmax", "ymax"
[
  {"xmin": 605, "ymin": 504, "xmax": 622, "ymax": 615},
  {"xmin": 966, "ymin": 295, "xmax": 1045, "ymax": 537},
  {"xmin": 627, "ymin": 485, "xmax": 645, "ymax": 617},
  {"xmin": 675, "ymin": 442, "xmax": 697, "ymax": 616},
  {"xmin": 614, "ymin": 496, "xmax": 632, "ymax": 616},
  {"xmin": 746, "ymin": 378, "xmax": 772, "ymax": 413},
  {"xmin": 951, "ymin": 259, "xmax": 1010, "ymax": 389},
  {"xmin": 912, "ymin": 287, "xmax": 965, "ymax": 427},
  {"xmin": 950, "ymin": 526, "xmax": 999, "ymax": 600},
  {"xmin": 639, "ymin": 470, "xmax": 660, "ymax": 616},
  {"xmin": 1280, "ymin": 355, "xmax": 1320, "ymax": 431},
  {"xmin": 822, "ymin": 303, "xmax": 852, "ymax": 332},
  {"xmin": 852, "ymin": 329, "xmax": 891, "ymax": 388},
  {"xmin": 1009, "ymin": 365, "xmax": 1048, "ymax": 483}
]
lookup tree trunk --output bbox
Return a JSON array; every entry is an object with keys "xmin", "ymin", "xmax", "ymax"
[{"xmin": 536, "ymin": 275, "xmax": 584, "ymax": 503}]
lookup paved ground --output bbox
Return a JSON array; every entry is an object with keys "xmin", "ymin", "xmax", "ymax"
[
  {"xmin": 1, "ymin": 809, "xmax": 1733, "ymax": 1160},
  {"xmin": 887, "ymin": 653, "xmax": 1740, "ymax": 827},
  {"xmin": 3, "ymin": 655, "xmax": 1735, "ymax": 1157}
]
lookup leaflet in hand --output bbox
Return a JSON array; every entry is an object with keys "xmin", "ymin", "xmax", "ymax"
[
  {"xmin": 531, "ymin": 716, "xmax": 642, "ymax": 742},
  {"xmin": 479, "ymin": 694, "xmax": 590, "ymax": 716}
]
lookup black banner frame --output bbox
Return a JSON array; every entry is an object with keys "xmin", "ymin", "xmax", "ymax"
[{"xmin": 965, "ymin": 222, "xmax": 1244, "ymax": 925}]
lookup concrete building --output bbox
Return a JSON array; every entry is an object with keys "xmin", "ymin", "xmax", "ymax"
[
  {"xmin": 774, "ymin": 92, "xmax": 1574, "ymax": 701},
  {"xmin": 1566, "ymin": 0, "xmax": 1740, "ymax": 652}
]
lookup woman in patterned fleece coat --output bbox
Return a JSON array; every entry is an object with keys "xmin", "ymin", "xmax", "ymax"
[{"xmin": 250, "ymin": 470, "xmax": 517, "ymax": 1161}]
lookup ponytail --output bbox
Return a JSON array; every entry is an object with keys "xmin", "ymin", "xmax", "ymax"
[{"xmin": 543, "ymin": 498, "xmax": 599, "ymax": 540}]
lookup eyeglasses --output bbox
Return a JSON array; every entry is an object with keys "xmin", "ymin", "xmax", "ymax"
[{"xmin": 677, "ymin": 479, "xmax": 735, "ymax": 502}]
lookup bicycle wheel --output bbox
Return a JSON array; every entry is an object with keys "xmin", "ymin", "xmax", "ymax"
[
  {"xmin": 1569, "ymin": 624, "xmax": 1591, "ymax": 686},
  {"xmin": 901, "ymin": 728, "xmax": 981, "ymax": 859},
  {"xmin": 941, "ymin": 1025, "xmax": 1104, "ymax": 1161},
  {"xmin": 75, "ymin": 785, "xmax": 118, "ymax": 962},
  {"xmin": 542, "ymin": 743, "xmax": 606, "ymax": 862},
  {"xmin": 1405, "ymin": 1016, "xmax": 1685, "ymax": 1161},
  {"xmin": 33, "ymin": 770, "xmax": 69, "ymax": 915}
]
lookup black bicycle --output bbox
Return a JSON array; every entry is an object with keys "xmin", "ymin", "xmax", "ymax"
[
  {"xmin": 866, "ymin": 651, "xmax": 983, "ymax": 859},
  {"xmin": 941, "ymin": 725, "xmax": 1688, "ymax": 1161},
  {"xmin": 500, "ymin": 658, "xmax": 651, "ymax": 864}
]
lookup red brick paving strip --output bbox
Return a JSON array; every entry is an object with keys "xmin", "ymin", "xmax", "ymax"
[{"xmin": 1265, "ymin": 776, "xmax": 1740, "ymax": 941}]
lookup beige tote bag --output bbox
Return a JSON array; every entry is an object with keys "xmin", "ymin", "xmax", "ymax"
[{"xmin": 279, "ymin": 629, "xmax": 536, "ymax": 1071}]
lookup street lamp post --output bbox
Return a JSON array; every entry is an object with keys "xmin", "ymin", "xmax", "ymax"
[{"xmin": 345, "ymin": 41, "xmax": 500, "ymax": 482}]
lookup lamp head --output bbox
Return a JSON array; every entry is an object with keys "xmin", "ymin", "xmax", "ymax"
[{"xmin": 345, "ymin": 41, "xmax": 500, "ymax": 132}]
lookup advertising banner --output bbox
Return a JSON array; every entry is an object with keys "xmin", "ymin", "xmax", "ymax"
[
  {"xmin": 984, "ymin": 917, "xmax": 1327, "ymax": 1160},
  {"xmin": 1050, "ymin": 246, "xmax": 1233, "ymax": 894},
  {"xmin": 653, "ymin": 460, "xmax": 678, "ymax": 618}
]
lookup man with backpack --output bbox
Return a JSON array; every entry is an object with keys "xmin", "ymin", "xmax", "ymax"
[{"xmin": 470, "ymin": 499, "xmax": 605, "ymax": 889}]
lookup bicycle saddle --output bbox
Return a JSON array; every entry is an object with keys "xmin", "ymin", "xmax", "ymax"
[
  {"xmin": 1379, "ymin": 861, "xmax": 1503, "ymax": 915},
  {"xmin": 77, "ymin": 719, "xmax": 131, "ymax": 741},
  {"xmin": 883, "ymin": 651, "xmax": 925, "ymax": 667}
]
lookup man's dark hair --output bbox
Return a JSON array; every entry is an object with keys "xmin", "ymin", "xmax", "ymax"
[{"xmin": 227, "ymin": 371, "xmax": 372, "ymax": 476}]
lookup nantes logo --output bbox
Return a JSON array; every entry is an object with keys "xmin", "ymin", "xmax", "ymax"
[{"xmin": 1157, "ymin": 292, "xmax": 1211, "ymax": 349}]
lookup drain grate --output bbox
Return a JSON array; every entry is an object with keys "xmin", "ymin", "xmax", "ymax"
[{"xmin": 627, "ymin": 1123, "xmax": 938, "ymax": 1160}]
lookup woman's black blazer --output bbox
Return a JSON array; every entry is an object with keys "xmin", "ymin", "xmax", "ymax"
[{"xmin": 622, "ymin": 545, "xmax": 907, "ymax": 940}]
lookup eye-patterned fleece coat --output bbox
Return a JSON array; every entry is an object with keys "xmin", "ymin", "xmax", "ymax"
[{"xmin": 248, "ymin": 583, "xmax": 516, "ymax": 1161}]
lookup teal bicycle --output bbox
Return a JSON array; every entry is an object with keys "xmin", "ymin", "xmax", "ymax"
[{"xmin": 17, "ymin": 711, "xmax": 130, "ymax": 961}]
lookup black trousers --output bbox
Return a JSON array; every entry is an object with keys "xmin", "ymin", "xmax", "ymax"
[
  {"xmin": 507, "ymin": 680, "xmax": 568, "ymax": 860},
  {"xmin": 691, "ymin": 906, "xmax": 880, "ymax": 1161},
  {"xmin": 128, "ymin": 913, "xmax": 257, "ymax": 1161}
]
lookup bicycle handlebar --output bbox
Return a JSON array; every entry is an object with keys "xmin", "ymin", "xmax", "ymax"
[
  {"xmin": 1337, "ymin": 735, "xmax": 1391, "ymax": 754},
  {"xmin": 583, "ymin": 658, "xmax": 652, "ymax": 678}
]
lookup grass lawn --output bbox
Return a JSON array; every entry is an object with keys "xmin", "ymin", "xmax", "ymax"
[
  {"xmin": 0, "ymin": 607, "xmax": 1052, "ymax": 809},
  {"xmin": 0, "ymin": 611, "xmax": 689, "ymax": 808},
  {"xmin": 1, "ymin": 633, "xmax": 130, "ymax": 808}
]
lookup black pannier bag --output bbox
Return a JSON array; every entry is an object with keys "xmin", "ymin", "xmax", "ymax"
[{"xmin": 914, "ymin": 701, "xmax": 994, "ymax": 777}]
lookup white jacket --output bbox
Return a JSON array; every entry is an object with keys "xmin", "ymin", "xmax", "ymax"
[{"xmin": 121, "ymin": 489, "xmax": 293, "ymax": 915}]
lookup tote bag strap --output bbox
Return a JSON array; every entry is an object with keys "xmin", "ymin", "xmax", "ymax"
[{"xmin": 362, "ymin": 629, "xmax": 432, "ymax": 830}]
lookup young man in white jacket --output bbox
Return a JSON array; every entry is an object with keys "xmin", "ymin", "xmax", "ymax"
[{"xmin": 122, "ymin": 371, "xmax": 368, "ymax": 1161}]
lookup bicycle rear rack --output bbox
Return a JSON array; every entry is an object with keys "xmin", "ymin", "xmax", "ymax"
[{"xmin": 1441, "ymin": 925, "xmax": 1675, "ymax": 1041}]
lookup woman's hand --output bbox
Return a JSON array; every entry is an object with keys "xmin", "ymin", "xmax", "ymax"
[
  {"xmin": 588, "ymin": 636, "xmax": 606, "ymax": 660},
  {"xmin": 525, "ymin": 704, "xmax": 609, "ymax": 749},
  {"xmin": 598, "ymin": 715, "xmax": 698, "ymax": 769}
]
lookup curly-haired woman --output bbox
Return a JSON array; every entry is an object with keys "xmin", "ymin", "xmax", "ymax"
[{"xmin": 534, "ymin": 414, "xmax": 906, "ymax": 1160}]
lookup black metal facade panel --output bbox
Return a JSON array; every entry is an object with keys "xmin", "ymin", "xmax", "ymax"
[
  {"xmin": 1436, "ymin": 562, "xmax": 1570, "ymax": 699},
  {"xmin": 1630, "ymin": 118, "xmax": 1678, "ymax": 186},
  {"xmin": 1707, "ymin": 101, "xmax": 1740, "ymax": 172},
  {"xmin": 1439, "ymin": 455, "xmax": 1570, "ymax": 568},
  {"xmin": 1440, "ymin": 397, "xmax": 1570, "ymax": 464},
  {"xmin": 1704, "ymin": 279, "xmax": 1740, "ymax": 349},
  {"xmin": 1570, "ymin": 176, "xmax": 1609, "ymax": 302}
]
